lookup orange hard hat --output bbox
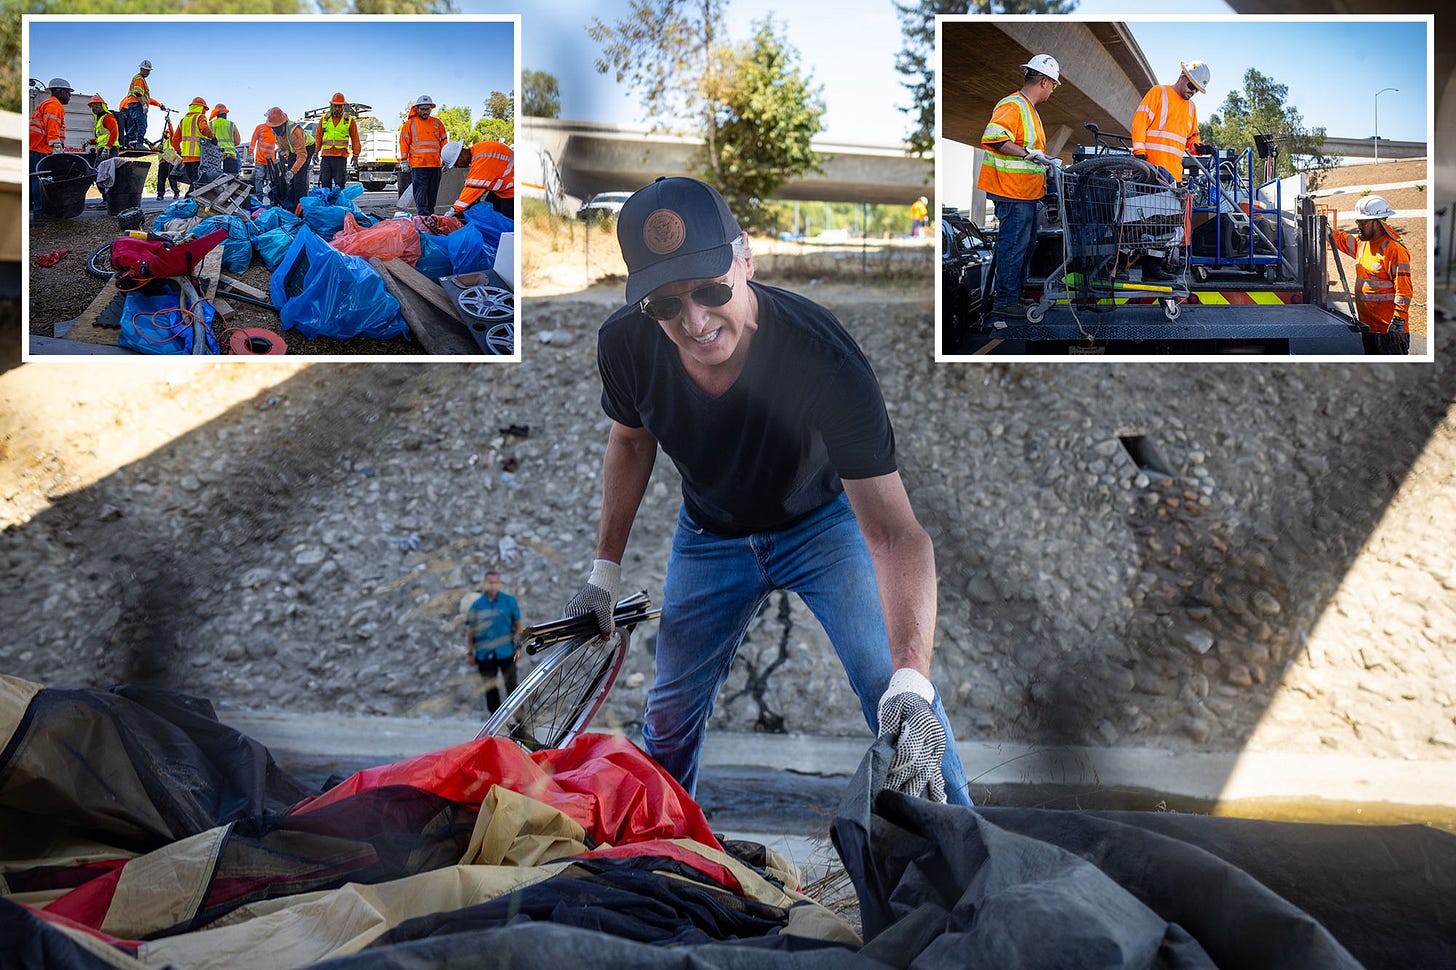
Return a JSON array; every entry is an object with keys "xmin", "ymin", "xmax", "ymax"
[
  {"xmin": 266, "ymin": 107, "xmax": 287, "ymax": 126},
  {"xmin": 190, "ymin": 96, "xmax": 207, "ymax": 107},
  {"xmin": 330, "ymin": 92, "xmax": 347, "ymax": 105},
  {"xmin": 212, "ymin": 103, "xmax": 228, "ymax": 114},
  {"xmin": 87, "ymin": 94, "xmax": 105, "ymax": 106}
]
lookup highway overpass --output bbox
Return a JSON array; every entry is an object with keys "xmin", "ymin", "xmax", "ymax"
[{"xmin": 517, "ymin": 118, "xmax": 932, "ymax": 208}]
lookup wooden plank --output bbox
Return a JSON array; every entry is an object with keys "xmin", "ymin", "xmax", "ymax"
[
  {"xmin": 220, "ymin": 276, "xmax": 269, "ymax": 301},
  {"xmin": 367, "ymin": 257, "xmax": 477, "ymax": 356},
  {"xmin": 198, "ymin": 247, "xmax": 223, "ymax": 303},
  {"xmin": 380, "ymin": 258, "xmax": 465, "ymax": 323},
  {"xmin": 213, "ymin": 298, "xmax": 235, "ymax": 319},
  {"xmin": 30, "ymin": 335, "xmax": 137, "ymax": 355}
]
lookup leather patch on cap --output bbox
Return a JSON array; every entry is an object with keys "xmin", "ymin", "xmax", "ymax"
[{"xmin": 643, "ymin": 209, "xmax": 687, "ymax": 255}]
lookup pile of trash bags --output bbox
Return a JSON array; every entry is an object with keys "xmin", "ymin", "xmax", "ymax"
[{"xmin": 140, "ymin": 183, "xmax": 514, "ymax": 344}]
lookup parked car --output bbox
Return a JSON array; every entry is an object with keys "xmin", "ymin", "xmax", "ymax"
[
  {"xmin": 577, "ymin": 191, "xmax": 633, "ymax": 221},
  {"xmin": 941, "ymin": 206, "xmax": 994, "ymax": 339}
]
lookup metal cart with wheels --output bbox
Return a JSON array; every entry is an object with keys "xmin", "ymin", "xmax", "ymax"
[{"xmin": 1030, "ymin": 155, "xmax": 1191, "ymax": 325}]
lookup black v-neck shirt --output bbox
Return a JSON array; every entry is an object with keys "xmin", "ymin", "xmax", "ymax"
[{"xmin": 597, "ymin": 282, "xmax": 896, "ymax": 537}]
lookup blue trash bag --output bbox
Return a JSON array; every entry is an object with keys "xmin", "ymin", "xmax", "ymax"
[
  {"xmin": 191, "ymin": 215, "xmax": 253, "ymax": 275},
  {"xmin": 437, "ymin": 224, "xmax": 496, "ymax": 275},
  {"xmin": 414, "ymin": 235, "xmax": 452, "ymax": 280},
  {"xmin": 151, "ymin": 197, "xmax": 199, "ymax": 233},
  {"xmin": 251, "ymin": 206, "xmax": 303, "ymax": 234},
  {"xmin": 269, "ymin": 227, "xmax": 407, "ymax": 341},
  {"xmin": 460, "ymin": 203, "xmax": 514, "ymax": 249},
  {"xmin": 252, "ymin": 227, "xmax": 296, "ymax": 271},
  {"xmin": 118, "ymin": 290, "xmax": 219, "ymax": 356}
]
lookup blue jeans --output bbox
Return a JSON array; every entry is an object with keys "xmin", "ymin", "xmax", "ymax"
[
  {"xmin": 29, "ymin": 151, "xmax": 47, "ymax": 216},
  {"xmin": 644, "ymin": 494, "xmax": 971, "ymax": 805},
  {"xmin": 992, "ymin": 198, "xmax": 1038, "ymax": 306},
  {"xmin": 124, "ymin": 103, "xmax": 146, "ymax": 145}
]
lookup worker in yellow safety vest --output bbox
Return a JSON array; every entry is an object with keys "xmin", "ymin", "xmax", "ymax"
[
  {"xmin": 121, "ymin": 59, "xmax": 165, "ymax": 148},
  {"xmin": 978, "ymin": 53, "xmax": 1059, "ymax": 320},
  {"xmin": 316, "ymin": 92, "xmax": 362, "ymax": 192},
  {"xmin": 910, "ymin": 196, "xmax": 928, "ymax": 237},
  {"xmin": 1132, "ymin": 60, "xmax": 1212, "ymax": 184},
  {"xmin": 445, "ymin": 139, "xmax": 514, "ymax": 219},
  {"xmin": 87, "ymin": 95, "xmax": 122, "ymax": 160},
  {"xmin": 209, "ymin": 104, "xmax": 242, "ymax": 176},
  {"xmin": 171, "ymin": 97, "xmax": 215, "ymax": 187},
  {"xmin": 29, "ymin": 77, "xmax": 72, "ymax": 218},
  {"xmin": 400, "ymin": 94, "xmax": 449, "ymax": 216},
  {"xmin": 1329, "ymin": 194, "xmax": 1414, "ymax": 355}
]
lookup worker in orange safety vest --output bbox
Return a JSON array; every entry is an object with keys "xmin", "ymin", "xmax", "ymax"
[
  {"xmin": 120, "ymin": 59, "xmax": 165, "ymax": 148},
  {"xmin": 1329, "ymin": 194, "xmax": 1413, "ymax": 355},
  {"xmin": 1132, "ymin": 60, "xmax": 1212, "ymax": 184},
  {"xmin": 316, "ymin": 92, "xmax": 362, "ymax": 192},
  {"xmin": 29, "ymin": 77, "xmax": 72, "ymax": 218},
  {"xmin": 400, "ymin": 94, "xmax": 449, "ymax": 216},
  {"xmin": 978, "ymin": 54, "xmax": 1058, "ymax": 320},
  {"xmin": 445, "ymin": 139, "xmax": 514, "ymax": 219}
]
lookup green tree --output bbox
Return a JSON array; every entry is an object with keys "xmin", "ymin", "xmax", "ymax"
[
  {"xmin": 1201, "ymin": 68, "xmax": 1336, "ymax": 189},
  {"xmin": 485, "ymin": 89, "xmax": 513, "ymax": 121},
  {"xmin": 591, "ymin": 2, "xmax": 823, "ymax": 225},
  {"xmin": 893, "ymin": 0, "xmax": 1076, "ymax": 155},
  {"xmin": 433, "ymin": 104, "xmax": 475, "ymax": 142},
  {"xmin": 474, "ymin": 116, "xmax": 513, "ymax": 144},
  {"xmin": 358, "ymin": 114, "xmax": 384, "ymax": 132},
  {"xmin": 707, "ymin": 17, "xmax": 823, "ymax": 226},
  {"xmin": 522, "ymin": 68, "xmax": 560, "ymax": 118}
]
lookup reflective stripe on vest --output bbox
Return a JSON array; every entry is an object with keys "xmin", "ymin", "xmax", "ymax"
[
  {"xmin": 29, "ymin": 97, "xmax": 65, "ymax": 152},
  {"xmin": 129, "ymin": 73, "xmax": 149, "ymax": 100},
  {"xmin": 320, "ymin": 114, "xmax": 352, "ymax": 153},
  {"xmin": 465, "ymin": 148, "xmax": 514, "ymax": 192},
  {"xmin": 213, "ymin": 118, "xmax": 237, "ymax": 156},
  {"xmin": 977, "ymin": 93, "xmax": 1045, "ymax": 201},
  {"xmin": 404, "ymin": 116, "xmax": 443, "ymax": 165},
  {"xmin": 179, "ymin": 109, "xmax": 205, "ymax": 161},
  {"xmin": 252, "ymin": 124, "xmax": 278, "ymax": 163},
  {"xmin": 94, "ymin": 111, "xmax": 119, "ymax": 148}
]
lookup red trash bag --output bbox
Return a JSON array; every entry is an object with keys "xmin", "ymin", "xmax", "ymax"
[{"xmin": 329, "ymin": 213, "xmax": 421, "ymax": 265}]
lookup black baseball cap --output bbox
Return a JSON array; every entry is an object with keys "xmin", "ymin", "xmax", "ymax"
[{"xmin": 617, "ymin": 177, "xmax": 741, "ymax": 305}]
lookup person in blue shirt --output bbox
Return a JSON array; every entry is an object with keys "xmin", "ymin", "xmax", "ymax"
[{"xmin": 464, "ymin": 570, "xmax": 523, "ymax": 714}]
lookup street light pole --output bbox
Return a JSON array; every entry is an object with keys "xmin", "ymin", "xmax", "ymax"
[{"xmin": 1375, "ymin": 87, "xmax": 1398, "ymax": 163}]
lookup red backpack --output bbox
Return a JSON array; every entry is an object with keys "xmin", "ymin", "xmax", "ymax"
[{"xmin": 110, "ymin": 228, "xmax": 228, "ymax": 280}]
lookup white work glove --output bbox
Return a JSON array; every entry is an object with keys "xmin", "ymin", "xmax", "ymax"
[
  {"xmin": 399, "ymin": 161, "xmax": 411, "ymax": 173},
  {"xmin": 50, "ymin": 141, "xmax": 66, "ymax": 154},
  {"xmin": 564, "ymin": 559, "xmax": 621, "ymax": 637},
  {"xmin": 877, "ymin": 668, "xmax": 948, "ymax": 803},
  {"xmin": 1025, "ymin": 149, "xmax": 1053, "ymax": 168}
]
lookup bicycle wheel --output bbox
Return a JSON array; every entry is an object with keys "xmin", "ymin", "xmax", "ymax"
[
  {"xmin": 86, "ymin": 242, "xmax": 115, "ymax": 279},
  {"xmin": 475, "ymin": 629, "xmax": 629, "ymax": 751}
]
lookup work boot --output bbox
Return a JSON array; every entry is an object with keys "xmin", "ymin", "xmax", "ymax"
[{"xmin": 992, "ymin": 300, "xmax": 1031, "ymax": 318}]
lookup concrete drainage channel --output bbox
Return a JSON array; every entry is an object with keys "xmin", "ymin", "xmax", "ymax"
[{"xmin": 222, "ymin": 710, "xmax": 1456, "ymax": 846}]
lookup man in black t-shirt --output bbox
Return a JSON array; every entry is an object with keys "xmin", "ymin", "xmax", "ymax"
[{"xmin": 565, "ymin": 177, "xmax": 969, "ymax": 805}]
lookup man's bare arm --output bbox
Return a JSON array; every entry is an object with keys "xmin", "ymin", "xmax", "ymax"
[
  {"xmin": 841, "ymin": 471, "xmax": 936, "ymax": 676},
  {"xmin": 594, "ymin": 421, "xmax": 658, "ymax": 564}
]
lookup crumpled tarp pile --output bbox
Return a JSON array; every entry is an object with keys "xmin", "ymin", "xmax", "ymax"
[{"xmin": 0, "ymin": 677, "xmax": 856, "ymax": 969}]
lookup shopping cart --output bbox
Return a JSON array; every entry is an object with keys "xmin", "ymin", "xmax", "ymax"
[{"xmin": 1029, "ymin": 155, "xmax": 1190, "ymax": 324}]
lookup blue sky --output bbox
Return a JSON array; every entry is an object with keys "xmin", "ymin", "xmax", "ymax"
[
  {"xmin": 468, "ymin": 0, "xmax": 1429, "ymax": 147},
  {"xmin": 26, "ymin": 16, "xmax": 516, "ymax": 144}
]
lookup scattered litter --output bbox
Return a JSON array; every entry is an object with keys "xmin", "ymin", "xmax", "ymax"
[
  {"xmin": 389, "ymin": 534, "xmax": 420, "ymax": 553},
  {"xmin": 498, "ymin": 424, "xmax": 530, "ymax": 438},
  {"xmin": 36, "ymin": 249, "xmax": 70, "ymax": 268},
  {"xmin": 498, "ymin": 535, "xmax": 519, "ymax": 564}
]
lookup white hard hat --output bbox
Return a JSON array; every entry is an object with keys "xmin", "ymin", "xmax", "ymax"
[
  {"xmin": 139, "ymin": 60, "xmax": 152, "ymax": 71},
  {"xmin": 414, "ymin": 94, "xmax": 435, "ymax": 108},
  {"xmin": 46, "ymin": 77, "xmax": 73, "ymax": 91},
  {"xmin": 1180, "ymin": 60, "xmax": 1210, "ymax": 93},
  {"xmin": 441, "ymin": 140, "xmax": 465, "ymax": 168},
  {"xmin": 1022, "ymin": 54, "xmax": 1060, "ymax": 84},
  {"xmin": 1355, "ymin": 195, "xmax": 1394, "ymax": 221}
]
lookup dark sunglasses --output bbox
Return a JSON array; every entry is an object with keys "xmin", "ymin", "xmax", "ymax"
[{"xmin": 641, "ymin": 279, "xmax": 735, "ymax": 321}]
